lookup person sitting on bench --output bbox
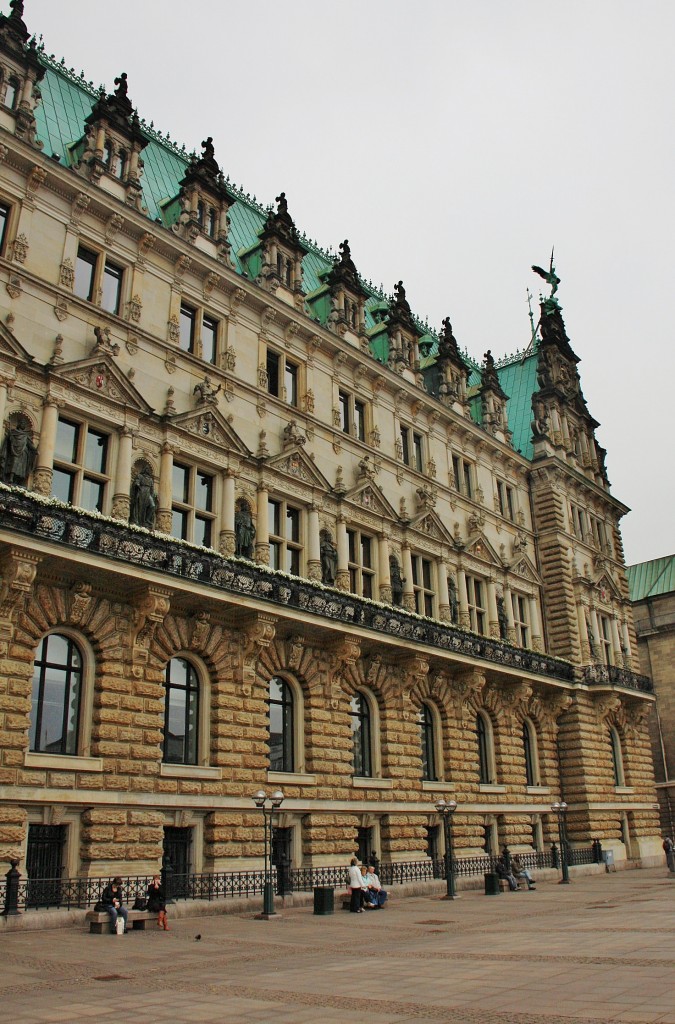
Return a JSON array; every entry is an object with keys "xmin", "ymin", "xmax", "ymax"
[
  {"xmin": 101, "ymin": 876, "xmax": 129, "ymax": 934},
  {"xmin": 511, "ymin": 854, "xmax": 536, "ymax": 890},
  {"xmin": 147, "ymin": 874, "xmax": 169, "ymax": 930},
  {"xmin": 494, "ymin": 856, "xmax": 519, "ymax": 891},
  {"xmin": 364, "ymin": 864, "xmax": 387, "ymax": 908}
]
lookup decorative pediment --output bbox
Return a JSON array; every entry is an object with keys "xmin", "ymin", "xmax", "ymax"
[
  {"xmin": 170, "ymin": 406, "xmax": 250, "ymax": 456},
  {"xmin": 509, "ymin": 554, "xmax": 543, "ymax": 586},
  {"xmin": 465, "ymin": 532, "xmax": 503, "ymax": 567},
  {"xmin": 266, "ymin": 446, "xmax": 330, "ymax": 489},
  {"xmin": 593, "ymin": 572, "xmax": 622, "ymax": 604},
  {"xmin": 0, "ymin": 319, "xmax": 33, "ymax": 365},
  {"xmin": 344, "ymin": 481, "xmax": 398, "ymax": 520},
  {"xmin": 408, "ymin": 508, "xmax": 455, "ymax": 546},
  {"xmin": 50, "ymin": 354, "xmax": 152, "ymax": 414}
]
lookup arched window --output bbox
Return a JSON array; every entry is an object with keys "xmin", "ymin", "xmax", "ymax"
[
  {"xmin": 103, "ymin": 140, "xmax": 114, "ymax": 168},
  {"xmin": 419, "ymin": 702, "xmax": 437, "ymax": 782},
  {"xmin": 163, "ymin": 658, "xmax": 200, "ymax": 765},
  {"xmin": 4, "ymin": 77, "xmax": 17, "ymax": 110},
  {"xmin": 523, "ymin": 718, "xmax": 539, "ymax": 787},
  {"xmin": 269, "ymin": 676, "xmax": 294, "ymax": 773},
  {"xmin": 609, "ymin": 725, "xmax": 625, "ymax": 786},
  {"xmin": 208, "ymin": 208, "xmax": 217, "ymax": 238},
  {"xmin": 30, "ymin": 634, "xmax": 83, "ymax": 755},
  {"xmin": 350, "ymin": 692, "xmax": 372, "ymax": 778},
  {"xmin": 197, "ymin": 200, "xmax": 205, "ymax": 226},
  {"xmin": 477, "ymin": 711, "xmax": 495, "ymax": 785},
  {"xmin": 111, "ymin": 149, "xmax": 127, "ymax": 179}
]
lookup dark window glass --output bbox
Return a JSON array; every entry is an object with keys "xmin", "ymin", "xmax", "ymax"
[
  {"xmin": 51, "ymin": 467, "xmax": 75, "ymax": 505},
  {"xmin": 477, "ymin": 713, "xmax": 491, "ymax": 784},
  {"xmin": 101, "ymin": 261, "xmax": 123, "ymax": 315},
  {"xmin": 400, "ymin": 426, "xmax": 410, "ymax": 465},
  {"xmin": 361, "ymin": 536, "xmax": 372, "ymax": 569},
  {"xmin": 179, "ymin": 304, "xmax": 196, "ymax": 353},
  {"xmin": 111, "ymin": 150, "xmax": 126, "ymax": 179},
  {"xmin": 202, "ymin": 316, "xmax": 218, "ymax": 364},
  {"xmin": 354, "ymin": 401, "xmax": 365, "ymax": 442},
  {"xmin": 339, "ymin": 391, "xmax": 349, "ymax": 433},
  {"xmin": 74, "ymin": 246, "xmax": 97, "ymax": 302},
  {"xmin": 55, "ymin": 419, "xmax": 79, "ymax": 464},
  {"xmin": 163, "ymin": 658, "xmax": 199, "ymax": 765},
  {"xmin": 287, "ymin": 506, "xmax": 300, "ymax": 544},
  {"xmin": 523, "ymin": 721, "xmax": 535, "ymax": 786},
  {"xmin": 4, "ymin": 78, "xmax": 17, "ymax": 110},
  {"xmin": 80, "ymin": 477, "xmax": 105, "ymax": 513},
  {"xmin": 269, "ymin": 676, "xmax": 294, "ymax": 772},
  {"xmin": 610, "ymin": 728, "xmax": 622, "ymax": 786},
  {"xmin": 285, "ymin": 361, "xmax": 298, "ymax": 407},
  {"xmin": 172, "ymin": 464, "xmax": 190, "ymax": 504},
  {"xmin": 463, "ymin": 462, "xmax": 472, "ymax": 498},
  {"xmin": 267, "ymin": 350, "xmax": 280, "ymax": 396},
  {"xmin": 350, "ymin": 692, "xmax": 372, "ymax": 777},
  {"xmin": 30, "ymin": 634, "xmax": 82, "ymax": 755},
  {"xmin": 420, "ymin": 704, "xmax": 437, "ymax": 781},
  {"xmin": 194, "ymin": 516, "xmax": 212, "ymax": 548},
  {"xmin": 172, "ymin": 509, "xmax": 189, "ymax": 540},
  {"xmin": 269, "ymin": 499, "xmax": 281, "ymax": 538},
  {"xmin": 413, "ymin": 432, "xmax": 423, "ymax": 473},
  {"xmin": 208, "ymin": 208, "xmax": 217, "ymax": 238},
  {"xmin": 197, "ymin": 201, "xmax": 205, "ymax": 226},
  {"xmin": 84, "ymin": 430, "xmax": 108, "ymax": 475},
  {"xmin": 195, "ymin": 471, "xmax": 213, "ymax": 512},
  {"xmin": 0, "ymin": 202, "xmax": 10, "ymax": 255},
  {"xmin": 269, "ymin": 540, "xmax": 281, "ymax": 571},
  {"xmin": 347, "ymin": 530, "xmax": 356, "ymax": 564}
]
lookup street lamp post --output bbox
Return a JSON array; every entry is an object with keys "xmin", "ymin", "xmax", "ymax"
[
  {"xmin": 551, "ymin": 801, "xmax": 570, "ymax": 884},
  {"xmin": 252, "ymin": 789, "xmax": 284, "ymax": 916},
  {"xmin": 435, "ymin": 798, "xmax": 458, "ymax": 899}
]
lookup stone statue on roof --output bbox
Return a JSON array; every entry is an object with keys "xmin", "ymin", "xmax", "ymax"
[
  {"xmin": 275, "ymin": 192, "xmax": 288, "ymax": 215},
  {"xmin": 202, "ymin": 137, "xmax": 215, "ymax": 162},
  {"xmin": 114, "ymin": 72, "xmax": 128, "ymax": 99},
  {"xmin": 531, "ymin": 252, "xmax": 560, "ymax": 299}
]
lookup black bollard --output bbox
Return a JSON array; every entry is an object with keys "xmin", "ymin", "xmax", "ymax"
[
  {"xmin": 551, "ymin": 842, "xmax": 559, "ymax": 869},
  {"xmin": 2, "ymin": 859, "xmax": 21, "ymax": 916}
]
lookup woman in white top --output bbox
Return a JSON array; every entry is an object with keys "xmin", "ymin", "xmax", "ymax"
[{"xmin": 347, "ymin": 857, "xmax": 366, "ymax": 913}]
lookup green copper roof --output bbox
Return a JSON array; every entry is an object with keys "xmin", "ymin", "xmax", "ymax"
[
  {"xmin": 627, "ymin": 556, "xmax": 675, "ymax": 602},
  {"xmin": 32, "ymin": 50, "xmax": 542, "ymax": 464}
]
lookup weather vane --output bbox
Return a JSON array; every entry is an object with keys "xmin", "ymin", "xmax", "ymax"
[{"xmin": 531, "ymin": 248, "xmax": 560, "ymax": 299}]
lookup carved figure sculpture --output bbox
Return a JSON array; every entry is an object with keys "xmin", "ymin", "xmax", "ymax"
[
  {"xmin": 234, "ymin": 501, "xmax": 255, "ymax": 559},
  {"xmin": 129, "ymin": 465, "xmax": 157, "ymax": 529},
  {"xmin": 320, "ymin": 530, "xmax": 338, "ymax": 586},
  {"xmin": 497, "ymin": 595, "xmax": 508, "ymax": 641},
  {"xmin": 194, "ymin": 375, "xmax": 221, "ymax": 405},
  {"xmin": 389, "ymin": 555, "xmax": 404, "ymax": 606},
  {"xmin": 282, "ymin": 419, "xmax": 306, "ymax": 448},
  {"xmin": 0, "ymin": 423, "xmax": 37, "ymax": 486},
  {"xmin": 448, "ymin": 575, "xmax": 459, "ymax": 624}
]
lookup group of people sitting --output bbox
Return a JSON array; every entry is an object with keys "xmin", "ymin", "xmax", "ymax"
[
  {"xmin": 495, "ymin": 854, "xmax": 536, "ymax": 891},
  {"xmin": 100, "ymin": 874, "xmax": 169, "ymax": 934},
  {"xmin": 347, "ymin": 857, "xmax": 388, "ymax": 912}
]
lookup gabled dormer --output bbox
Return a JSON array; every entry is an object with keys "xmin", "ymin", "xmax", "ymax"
[
  {"xmin": 170, "ymin": 137, "xmax": 235, "ymax": 262},
  {"xmin": 478, "ymin": 350, "xmax": 511, "ymax": 445},
  {"xmin": 73, "ymin": 72, "xmax": 147, "ymax": 210},
  {"xmin": 256, "ymin": 192, "xmax": 308, "ymax": 304},
  {"xmin": 324, "ymin": 239, "xmax": 369, "ymax": 343},
  {"xmin": 423, "ymin": 317, "xmax": 471, "ymax": 416},
  {"xmin": 386, "ymin": 280, "xmax": 422, "ymax": 377},
  {"xmin": 0, "ymin": 1, "xmax": 44, "ymax": 148}
]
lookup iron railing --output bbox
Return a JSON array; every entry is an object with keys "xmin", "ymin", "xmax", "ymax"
[
  {"xmin": 582, "ymin": 664, "xmax": 653, "ymax": 693},
  {"xmin": 0, "ymin": 486, "xmax": 576, "ymax": 684},
  {"xmin": 1, "ymin": 847, "xmax": 595, "ymax": 912}
]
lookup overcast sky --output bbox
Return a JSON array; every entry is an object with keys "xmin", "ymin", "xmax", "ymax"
[{"xmin": 23, "ymin": 0, "xmax": 674, "ymax": 566}]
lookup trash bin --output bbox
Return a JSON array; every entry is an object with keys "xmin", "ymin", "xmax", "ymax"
[
  {"xmin": 484, "ymin": 872, "xmax": 501, "ymax": 895},
  {"xmin": 313, "ymin": 886, "xmax": 334, "ymax": 915}
]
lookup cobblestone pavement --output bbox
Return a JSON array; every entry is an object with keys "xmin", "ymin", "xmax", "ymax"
[{"xmin": 1, "ymin": 868, "xmax": 673, "ymax": 1024}]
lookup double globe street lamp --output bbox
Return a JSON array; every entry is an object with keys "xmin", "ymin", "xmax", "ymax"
[
  {"xmin": 435, "ymin": 798, "xmax": 458, "ymax": 899},
  {"xmin": 551, "ymin": 800, "xmax": 570, "ymax": 884},
  {"xmin": 252, "ymin": 789, "xmax": 284, "ymax": 917}
]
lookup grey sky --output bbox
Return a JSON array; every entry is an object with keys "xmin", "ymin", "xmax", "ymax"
[{"xmin": 24, "ymin": 0, "xmax": 674, "ymax": 565}]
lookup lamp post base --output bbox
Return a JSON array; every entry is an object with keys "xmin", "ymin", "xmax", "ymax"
[
  {"xmin": 254, "ymin": 911, "xmax": 282, "ymax": 920},
  {"xmin": 439, "ymin": 893, "xmax": 460, "ymax": 900}
]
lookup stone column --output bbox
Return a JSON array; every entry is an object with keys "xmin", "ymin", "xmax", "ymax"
[
  {"xmin": 219, "ymin": 470, "xmax": 236, "ymax": 556},
  {"xmin": 528, "ymin": 595, "xmax": 543, "ymax": 652},
  {"xmin": 378, "ymin": 533, "xmax": 392, "ymax": 604},
  {"xmin": 255, "ymin": 482, "xmax": 270, "ymax": 565},
  {"xmin": 307, "ymin": 505, "xmax": 321, "ymax": 582},
  {"xmin": 503, "ymin": 585, "xmax": 516, "ymax": 644},
  {"xmin": 0, "ymin": 378, "xmax": 7, "ymax": 432},
  {"xmin": 111, "ymin": 427, "xmax": 133, "ymax": 521},
  {"xmin": 487, "ymin": 579, "xmax": 499, "ymax": 639},
  {"xmin": 620, "ymin": 619, "xmax": 632, "ymax": 666},
  {"xmin": 589, "ymin": 607, "xmax": 602, "ymax": 657},
  {"xmin": 437, "ymin": 559, "xmax": 450, "ymax": 622},
  {"xmin": 457, "ymin": 567, "xmax": 470, "ymax": 629},
  {"xmin": 610, "ymin": 616, "xmax": 623, "ymax": 665},
  {"xmin": 156, "ymin": 442, "xmax": 174, "ymax": 534},
  {"xmin": 336, "ymin": 515, "xmax": 349, "ymax": 591},
  {"xmin": 401, "ymin": 543, "xmax": 415, "ymax": 611},
  {"xmin": 33, "ymin": 398, "xmax": 59, "ymax": 495},
  {"xmin": 577, "ymin": 603, "xmax": 591, "ymax": 663}
]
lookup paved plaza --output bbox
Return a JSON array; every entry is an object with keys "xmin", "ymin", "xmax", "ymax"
[{"xmin": 1, "ymin": 867, "xmax": 673, "ymax": 1024}]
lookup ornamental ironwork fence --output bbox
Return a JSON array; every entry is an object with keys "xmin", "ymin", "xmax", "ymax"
[{"xmin": 1, "ymin": 847, "xmax": 595, "ymax": 913}]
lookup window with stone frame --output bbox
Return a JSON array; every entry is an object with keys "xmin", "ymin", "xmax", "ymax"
[
  {"xmin": 411, "ymin": 554, "xmax": 436, "ymax": 617},
  {"xmin": 496, "ymin": 479, "xmax": 515, "ymax": 521},
  {"xmin": 269, "ymin": 676, "xmax": 294, "ymax": 773},
  {"xmin": 73, "ymin": 244, "xmax": 125, "ymax": 315},
  {"xmin": 419, "ymin": 702, "xmax": 439, "ymax": 782},
  {"xmin": 350, "ymin": 691, "xmax": 372, "ymax": 778},
  {"xmin": 2, "ymin": 75, "xmax": 18, "ymax": 110},
  {"xmin": 451, "ymin": 453, "xmax": 474, "ymax": 498},
  {"xmin": 511, "ymin": 593, "xmax": 530, "ymax": 648},
  {"xmin": 0, "ymin": 200, "xmax": 10, "ymax": 256},
  {"xmin": 268, "ymin": 497, "xmax": 302, "ymax": 575},
  {"xmin": 347, "ymin": 528, "xmax": 376, "ymax": 600},
  {"xmin": 598, "ymin": 613, "xmax": 614, "ymax": 665},
  {"xmin": 400, "ymin": 424, "xmax": 424, "ymax": 472},
  {"xmin": 266, "ymin": 348, "xmax": 299, "ymax": 407},
  {"xmin": 609, "ymin": 725, "xmax": 625, "ymax": 786},
  {"xmin": 477, "ymin": 711, "xmax": 496, "ymax": 785},
  {"xmin": 171, "ymin": 462, "xmax": 216, "ymax": 547},
  {"xmin": 52, "ymin": 416, "xmax": 110, "ymax": 513},
  {"xmin": 179, "ymin": 301, "xmax": 219, "ymax": 364},
  {"xmin": 338, "ymin": 389, "xmax": 366, "ymax": 442},
  {"xmin": 522, "ymin": 718, "xmax": 539, "ymax": 786},
  {"xmin": 163, "ymin": 657, "xmax": 200, "ymax": 765},
  {"xmin": 29, "ymin": 633, "xmax": 83, "ymax": 756},
  {"xmin": 102, "ymin": 138, "xmax": 127, "ymax": 180},
  {"xmin": 465, "ymin": 574, "xmax": 487, "ymax": 635}
]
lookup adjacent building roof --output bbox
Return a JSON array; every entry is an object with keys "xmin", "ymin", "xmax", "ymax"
[{"xmin": 627, "ymin": 556, "xmax": 675, "ymax": 602}]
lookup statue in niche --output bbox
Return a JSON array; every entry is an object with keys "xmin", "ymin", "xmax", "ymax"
[
  {"xmin": 448, "ymin": 575, "xmax": 459, "ymax": 624},
  {"xmin": 389, "ymin": 555, "xmax": 404, "ymax": 606},
  {"xmin": 320, "ymin": 530, "xmax": 338, "ymax": 586},
  {"xmin": 0, "ymin": 417, "xmax": 37, "ymax": 486},
  {"xmin": 497, "ymin": 595, "xmax": 509, "ymax": 641},
  {"xmin": 234, "ymin": 500, "xmax": 255, "ymax": 559},
  {"xmin": 586, "ymin": 615, "xmax": 598, "ymax": 661},
  {"xmin": 129, "ymin": 463, "xmax": 157, "ymax": 529}
]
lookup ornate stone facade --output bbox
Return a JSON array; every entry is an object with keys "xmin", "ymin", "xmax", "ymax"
[{"xmin": 0, "ymin": 4, "xmax": 661, "ymax": 883}]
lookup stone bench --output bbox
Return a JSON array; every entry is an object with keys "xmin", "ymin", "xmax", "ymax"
[{"xmin": 86, "ymin": 909, "xmax": 157, "ymax": 934}]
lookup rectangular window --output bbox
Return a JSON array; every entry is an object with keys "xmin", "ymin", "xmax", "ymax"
[
  {"xmin": 452, "ymin": 454, "xmax": 473, "ymax": 498},
  {"xmin": 267, "ymin": 349, "xmax": 299, "ymax": 407},
  {"xmin": 52, "ymin": 417, "xmax": 110, "ymax": 513},
  {"xmin": 339, "ymin": 391, "xmax": 366, "ymax": 441},
  {"xmin": 347, "ymin": 528, "xmax": 376, "ymax": 600},
  {"xmin": 0, "ymin": 202, "xmax": 9, "ymax": 256},
  {"xmin": 511, "ymin": 594, "xmax": 529, "ymax": 648},
  {"xmin": 401, "ymin": 426, "xmax": 424, "ymax": 472},
  {"xmin": 496, "ymin": 480, "xmax": 515, "ymax": 521},
  {"xmin": 465, "ymin": 575, "xmax": 486, "ymax": 635},
  {"xmin": 338, "ymin": 391, "xmax": 349, "ymax": 434},
  {"xmin": 101, "ymin": 260, "xmax": 123, "ymax": 315},
  {"xmin": 202, "ymin": 315, "xmax": 218, "ymax": 365},
  {"xmin": 179, "ymin": 303, "xmax": 196, "ymax": 353},
  {"xmin": 171, "ymin": 462, "xmax": 215, "ymax": 546},
  {"xmin": 599, "ymin": 615, "xmax": 613, "ymax": 665},
  {"xmin": 74, "ymin": 246, "xmax": 97, "ymax": 302},
  {"xmin": 268, "ymin": 498, "xmax": 302, "ymax": 576},
  {"xmin": 411, "ymin": 555, "xmax": 435, "ymax": 617}
]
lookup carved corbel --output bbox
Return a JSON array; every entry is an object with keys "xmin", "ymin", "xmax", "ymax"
[
  {"xmin": 0, "ymin": 548, "xmax": 41, "ymax": 636},
  {"xmin": 536, "ymin": 692, "xmax": 573, "ymax": 729},
  {"xmin": 622, "ymin": 700, "xmax": 651, "ymax": 740},
  {"xmin": 68, "ymin": 581, "xmax": 93, "ymax": 625},
  {"xmin": 174, "ymin": 254, "xmax": 191, "ymax": 282},
  {"xmin": 286, "ymin": 634, "xmax": 305, "ymax": 671},
  {"xmin": 70, "ymin": 192, "xmax": 90, "ymax": 227},
  {"xmin": 594, "ymin": 694, "xmax": 622, "ymax": 722},
  {"xmin": 105, "ymin": 213, "xmax": 125, "ymax": 245},
  {"xmin": 326, "ymin": 636, "xmax": 361, "ymax": 708},
  {"xmin": 241, "ymin": 613, "xmax": 278, "ymax": 694},
  {"xmin": 452, "ymin": 668, "xmax": 486, "ymax": 718},
  {"xmin": 131, "ymin": 586, "xmax": 172, "ymax": 662},
  {"xmin": 230, "ymin": 286, "xmax": 247, "ymax": 314},
  {"xmin": 190, "ymin": 610, "xmax": 211, "ymax": 651}
]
